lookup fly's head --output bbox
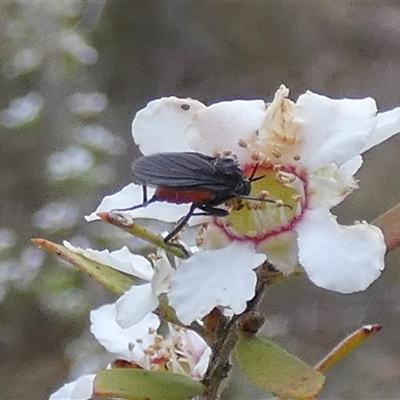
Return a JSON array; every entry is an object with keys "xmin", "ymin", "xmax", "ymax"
[{"xmin": 235, "ymin": 177, "xmax": 251, "ymax": 196}]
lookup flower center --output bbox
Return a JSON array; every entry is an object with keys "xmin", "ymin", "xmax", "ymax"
[{"xmin": 214, "ymin": 163, "xmax": 307, "ymax": 243}]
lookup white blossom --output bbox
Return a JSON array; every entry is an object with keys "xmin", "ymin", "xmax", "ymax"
[{"xmin": 87, "ymin": 86, "xmax": 400, "ymax": 325}]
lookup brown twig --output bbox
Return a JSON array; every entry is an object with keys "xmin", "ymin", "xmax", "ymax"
[
  {"xmin": 201, "ymin": 262, "xmax": 282, "ymax": 399},
  {"xmin": 373, "ymin": 202, "xmax": 400, "ymax": 253}
]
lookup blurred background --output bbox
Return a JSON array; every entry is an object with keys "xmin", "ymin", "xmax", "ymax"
[{"xmin": 1, "ymin": 2, "xmax": 400, "ymax": 399}]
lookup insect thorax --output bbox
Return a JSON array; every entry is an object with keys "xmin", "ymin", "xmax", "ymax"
[{"xmin": 214, "ymin": 157, "xmax": 251, "ymax": 196}]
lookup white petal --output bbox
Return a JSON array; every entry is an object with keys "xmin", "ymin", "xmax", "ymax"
[
  {"xmin": 308, "ymin": 163, "xmax": 358, "ymax": 209},
  {"xmin": 182, "ymin": 330, "xmax": 211, "ymax": 378},
  {"xmin": 361, "ymin": 106, "xmax": 400, "ymax": 153},
  {"xmin": 187, "ymin": 100, "xmax": 266, "ymax": 163},
  {"xmin": 63, "ymin": 241, "xmax": 154, "ymax": 281},
  {"xmin": 85, "ymin": 183, "xmax": 190, "ymax": 223},
  {"xmin": 295, "ymin": 91, "xmax": 377, "ymax": 171},
  {"xmin": 151, "ymin": 250, "xmax": 175, "ymax": 296},
  {"xmin": 85, "ymin": 183, "xmax": 152, "ymax": 221},
  {"xmin": 296, "ymin": 208, "xmax": 385, "ymax": 293},
  {"xmin": 170, "ymin": 326, "xmax": 211, "ymax": 378},
  {"xmin": 182, "ymin": 329, "xmax": 209, "ymax": 358},
  {"xmin": 116, "ymin": 283, "xmax": 159, "ymax": 328},
  {"xmin": 49, "ymin": 374, "xmax": 95, "ymax": 400},
  {"xmin": 168, "ymin": 243, "xmax": 266, "ymax": 325},
  {"xmin": 256, "ymin": 231, "xmax": 299, "ymax": 275},
  {"xmin": 132, "ymin": 97, "xmax": 205, "ymax": 155},
  {"xmin": 340, "ymin": 155, "xmax": 363, "ymax": 176},
  {"xmin": 90, "ymin": 303, "xmax": 160, "ymax": 360},
  {"xmin": 193, "ymin": 346, "xmax": 212, "ymax": 378}
]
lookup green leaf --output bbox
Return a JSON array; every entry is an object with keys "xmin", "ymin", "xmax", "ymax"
[
  {"xmin": 97, "ymin": 212, "xmax": 189, "ymax": 259},
  {"xmin": 93, "ymin": 369, "xmax": 204, "ymax": 400},
  {"xmin": 235, "ymin": 334, "xmax": 325, "ymax": 399},
  {"xmin": 32, "ymin": 238, "xmax": 134, "ymax": 294},
  {"xmin": 314, "ymin": 324, "xmax": 382, "ymax": 373}
]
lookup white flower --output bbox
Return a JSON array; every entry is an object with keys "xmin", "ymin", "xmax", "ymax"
[
  {"xmin": 49, "ymin": 301, "xmax": 211, "ymax": 399},
  {"xmin": 90, "ymin": 303, "xmax": 161, "ymax": 361},
  {"xmin": 64, "ymin": 240, "xmax": 264, "ymax": 326},
  {"xmin": 63, "ymin": 241, "xmax": 154, "ymax": 280},
  {"xmin": 90, "ymin": 302, "xmax": 211, "ymax": 379},
  {"xmin": 63, "ymin": 241, "xmax": 171, "ymax": 327},
  {"xmin": 168, "ymin": 242, "xmax": 265, "ymax": 324},
  {"xmin": 88, "ymin": 85, "xmax": 400, "ymax": 320},
  {"xmin": 49, "ymin": 374, "xmax": 95, "ymax": 400}
]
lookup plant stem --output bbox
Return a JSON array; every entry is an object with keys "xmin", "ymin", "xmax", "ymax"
[
  {"xmin": 201, "ymin": 262, "xmax": 283, "ymax": 399},
  {"xmin": 98, "ymin": 212, "xmax": 189, "ymax": 258}
]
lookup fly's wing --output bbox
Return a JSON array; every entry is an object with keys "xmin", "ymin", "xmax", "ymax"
[{"xmin": 132, "ymin": 152, "xmax": 239, "ymax": 191}]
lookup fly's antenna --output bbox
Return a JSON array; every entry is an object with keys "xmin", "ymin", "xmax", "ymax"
[
  {"xmin": 249, "ymin": 175, "xmax": 265, "ymax": 183},
  {"xmin": 248, "ymin": 163, "xmax": 266, "ymax": 183},
  {"xmin": 248, "ymin": 163, "xmax": 262, "ymax": 182},
  {"xmin": 246, "ymin": 164, "xmax": 291, "ymax": 208}
]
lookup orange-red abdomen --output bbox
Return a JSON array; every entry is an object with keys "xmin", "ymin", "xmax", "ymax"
[{"xmin": 155, "ymin": 186, "xmax": 213, "ymax": 204}]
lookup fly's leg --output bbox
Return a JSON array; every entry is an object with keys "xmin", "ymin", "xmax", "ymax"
[
  {"xmin": 163, "ymin": 204, "xmax": 230, "ymax": 257},
  {"xmin": 161, "ymin": 204, "xmax": 199, "ymax": 257},
  {"xmin": 112, "ymin": 185, "xmax": 157, "ymax": 212},
  {"xmin": 164, "ymin": 204, "xmax": 197, "ymax": 243},
  {"xmin": 142, "ymin": 184, "xmax": 148, "ymax": 202},
  {"xmin": 195, "ymin": 205, "xmax": 229, "ymax": 217},
  {"xmin": 163, "ymin": 203, "xmax": 228, "ymax": 243}
]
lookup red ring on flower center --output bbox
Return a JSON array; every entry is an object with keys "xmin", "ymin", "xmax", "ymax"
[{"xmin": 213, "ymin": 164, "xmax": 309, "ymax": 244}]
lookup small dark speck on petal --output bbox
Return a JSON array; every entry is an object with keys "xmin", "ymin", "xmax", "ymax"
[{"xmin": 181, "ymin": 104, "xmax": 190, "ymax": 111}]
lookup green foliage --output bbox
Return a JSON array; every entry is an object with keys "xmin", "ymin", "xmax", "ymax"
[
  {"xmin": 33, "ymin": 239, "xmax": 134, "ymax": 295},
  {"xmin": 94, "ymin": 369, "xmax": 204, "ymax": 400},
  {"xmin": 235, "ymin": 334, "xmax": 325, "ymax": 399}
]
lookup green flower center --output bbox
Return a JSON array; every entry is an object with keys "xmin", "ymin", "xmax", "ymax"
[{"xmin": 215, "ymin": 164, "xmax": 306, "ymax": 243}]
